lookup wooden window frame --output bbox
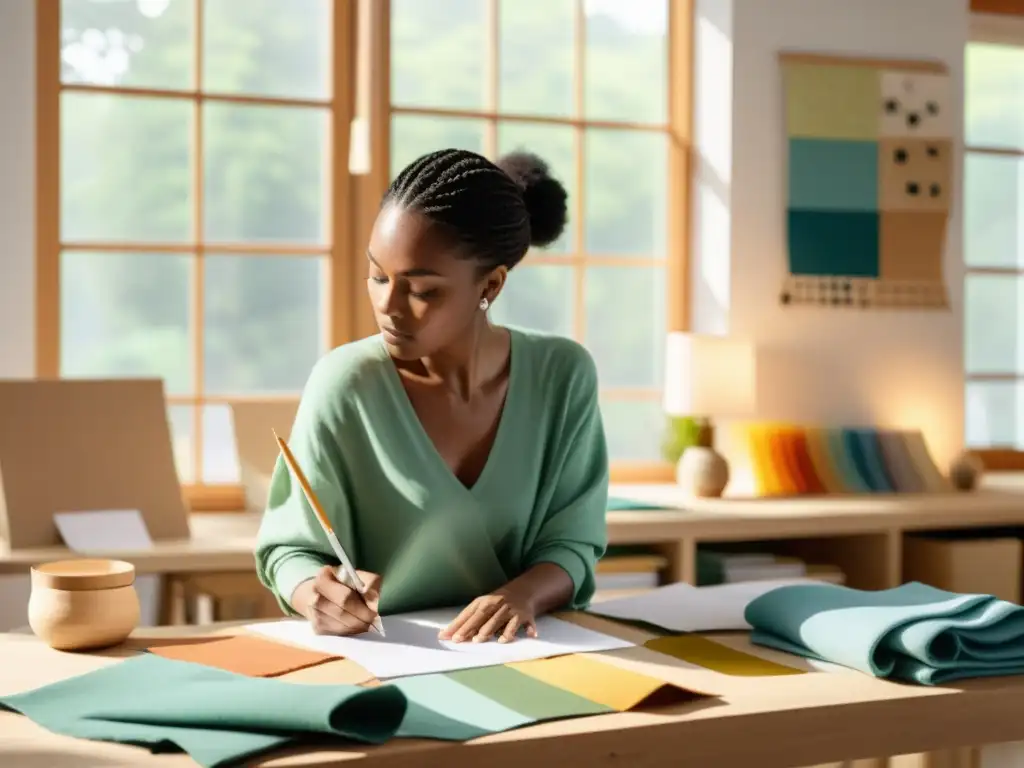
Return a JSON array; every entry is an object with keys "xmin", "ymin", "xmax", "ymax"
[
  {"xmin": 354, "ymin": 0, "xmax": 695, "ymax": 485},
  {"xmin": 965, "ymin": 10, "xmax": 1024, "ymax": 472},
  {"xmin": 35, "ymin": 0, "xmax": 693, "ymax": 512}
]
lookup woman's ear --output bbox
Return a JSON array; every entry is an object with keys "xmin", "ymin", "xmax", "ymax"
[{"xmin": 483, "ymin": 265, "xmax": 508, "ymax": 305}]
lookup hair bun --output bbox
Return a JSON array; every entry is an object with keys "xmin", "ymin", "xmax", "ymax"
[{"xmin": 497, "ymin": 151, "xmax": 568, "ymax": 248}]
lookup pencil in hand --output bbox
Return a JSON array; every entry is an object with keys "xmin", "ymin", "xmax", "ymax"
[{"xmin": 273, "ymin": 430, "xmax": 385, "ymax": 637}]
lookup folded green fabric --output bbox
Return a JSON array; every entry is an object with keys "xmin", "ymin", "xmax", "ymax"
[
  {"xmin": 745, "ymin": 581, "xmax": 1024, "ymax": 685},
  {"xmin": 1, "ymin": 651, "xmax": 611, "ymax": 767},
  {"xmin": 0, "ymin": 654, "xmax": 406, "ymax": 767}
]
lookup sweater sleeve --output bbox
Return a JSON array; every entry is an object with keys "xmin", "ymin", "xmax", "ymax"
[
  {"xmin": 254, "ymin": 359, "xmax": 356, "ymax": 616},
  {"xmin": 523, "ymin": 347, "xmax": 610, "ymax": 610}
]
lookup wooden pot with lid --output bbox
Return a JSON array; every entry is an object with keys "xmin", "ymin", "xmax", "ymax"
[{"xmin": 28, "ymin": 559, "xmax": 141, "ymax": 651}]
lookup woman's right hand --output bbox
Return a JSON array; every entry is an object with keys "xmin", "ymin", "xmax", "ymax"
[{"xmin": 291, "ymin": 566, "xmax": 382, "ymax": 636}]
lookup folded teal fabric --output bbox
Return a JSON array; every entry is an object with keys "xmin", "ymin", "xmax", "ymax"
[
  {"xmin": 0, "ymin": 652, "xmax": 603, "ymax": 766},
  {"xmin": 745, "ymin": 581, "xmax": 1024, "ymax": 685}
]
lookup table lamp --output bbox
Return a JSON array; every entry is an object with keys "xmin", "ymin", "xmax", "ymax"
[{"xmin": 663, "ymin": 332, "xmax": 757, "ymax": 497}]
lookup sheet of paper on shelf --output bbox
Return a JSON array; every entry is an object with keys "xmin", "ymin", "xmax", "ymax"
[
  {"xmin": 246, "ymin": 608, "xmax": 633, "ymax": 679},
  {"xmin": 53, "ymin": 509, "xmax": 153, "ymax": 552},
  {"xmin": 587, "ymin": 578, "xmax": 822, "ymax": 632}
]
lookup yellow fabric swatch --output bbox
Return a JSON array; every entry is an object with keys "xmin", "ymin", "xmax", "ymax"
[
  {"xmin": 645, "ymin": 635, "xmax": 804, "ymax": 677},
  {"xmin": 505, "ymin": 654, "xmax": 702, "ymax": 711},
  {"xmin": 747, "ymin": 425, "xmax": 778, "ymax": 496}
]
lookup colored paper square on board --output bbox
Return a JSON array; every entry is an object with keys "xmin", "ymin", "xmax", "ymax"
[
  {"xmin": 787, "ymin": 209, "xmax": 880, "ymax": 277},
  {"xmin": 146, "ymin": 634, "xmax": 337, "ymax": 678},
  {"xmin": 879, "ymin": 210, "xmax": 947, "ymax": 281},
  {"xmin": 784, "ymin": 62, "xmax": 880, "ymax": 140},
  {"xmin": 878, "ymin": 138, "xmax": 952, "ymax": 213},
  {"xmin": 788, "ymin": 138, "xmax": 879, "ymax": 212},
  {"xmin": 879, "ymin": 70, "xmax": 954, "ymax": 139}
]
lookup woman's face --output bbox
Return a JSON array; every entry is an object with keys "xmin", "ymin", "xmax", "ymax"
[{"xmin": 366, "ymin": 204, "xmax": 504, "ymax": 360}]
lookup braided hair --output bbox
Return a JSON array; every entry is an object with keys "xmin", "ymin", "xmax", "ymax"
[{"xmin": 382, "ymin": 148, "xmax": 568, "ymax": 271}]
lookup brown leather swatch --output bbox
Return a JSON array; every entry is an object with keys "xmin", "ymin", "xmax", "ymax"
[{"xmin": 146, "ymin": 633, "xmax": 337, "ymax": 678}]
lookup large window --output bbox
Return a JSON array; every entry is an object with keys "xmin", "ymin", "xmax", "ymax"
[
  {"xmin": 387, "ymin": 0, "xmax": 687, "ymax": 469},
  {"xmin": 37, "ymin": 0, "xmax": 690, "ymax": 508},
  {"xmin": 965, "ymin": 16, "xmax": 1024, "ymax": 469}
]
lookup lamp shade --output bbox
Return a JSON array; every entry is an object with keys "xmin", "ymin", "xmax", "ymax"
[{"xmin": 663, "ymin": 332, "xmax": 756, "ymax": 418}]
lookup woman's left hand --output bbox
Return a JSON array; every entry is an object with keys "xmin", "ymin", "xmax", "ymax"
[{"xmin": 439, "ymin": 588, "xmax": 538, "ymax": 644}]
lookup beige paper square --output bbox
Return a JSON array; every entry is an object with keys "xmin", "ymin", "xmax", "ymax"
[
  {"xmin": 879, "ymin": 211, "xmax": 947, "ymax": 281},
  {"xmin": 878, "ymin": 138, "xmax": 952, "ymax": 212}
]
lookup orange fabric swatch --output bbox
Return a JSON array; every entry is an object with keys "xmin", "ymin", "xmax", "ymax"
[
  {"xmin": 505, "ymin": 653, "xmax": 704, "ymax": 711},
  {"xmin": 789, "ymin": 429, "xmax": 826, "ymax": 494},
  {"xmin": 146, "ymin": 633, "xmax": 338, "ymax": 678},
  {"xmin": 765, "ymin": 429, "xmax": 800, "ymax": 494}
]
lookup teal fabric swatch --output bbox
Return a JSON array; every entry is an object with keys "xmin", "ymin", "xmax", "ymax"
[
  {"xmin": 391, "ymin": 673, "xmax": 532, "ymax": 737},
  {"xmin": 852, "ymin": 429, "xmax": 895, "ymax": 492},
  {"xmin": 1, "ymin": 652, "xmax": 593, "ymax": 767},
  {"xmin": 606, "ymin": 497, "xmax": 667, "ymax": 511},
  {"xmin": 787, "ymin": 209, "xmax": 880, "ymax": 277},
  {"xmin": 745, "ymin": 581, "xmax": 1024, "ymax": 685},
  {"xmin": 825, "ymin": 428, "xmax": 872, "ymax": 492},
  {"xmin": 842, "ymin": 429, "xmax": 892, "ymax": 492},
  {"xmin": 788, "ymin": 138, "xmax": 878, "ymax": 211}
]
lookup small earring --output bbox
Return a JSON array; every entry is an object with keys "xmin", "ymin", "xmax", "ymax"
[{"xmin": 479, "ymin": 297, "xmax": 490, "ymax": 311}]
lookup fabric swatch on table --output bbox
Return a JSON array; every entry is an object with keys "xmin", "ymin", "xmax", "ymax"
[
  {"xmin": 145, "ymin": 633, "xmax": 337, "ymax": 678},
  {"xmin": 645, "ymin": 634, "xmax": 804, "ymax": 677},
  {"xmin": 506, "ymin": 653, "xmax": 704, "ymax": 710},
  {"xmin": 606, "ymin": 496, "xmax": 667, "ymax": 511},
  {"xmin": 745, "ymin": 580, "xmax": 1024, "ymax": 685},
  {"xmin": 0, "ymin": 653, "xmax": 405, "ymax": 768},
  {"xmin": 389, "ymin": 673, "xmax": 533, "ymax": 738},
  {"xmin": 446, "ymin": 663, "xmax": 612, "ymax": 720},
  {"xmin": 2, "ymin": 648, "xmax": 672, "ymax": 767}
]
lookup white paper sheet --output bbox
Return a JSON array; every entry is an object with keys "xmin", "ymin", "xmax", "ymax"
[
  {"xmin": 246, "ymin": 608, "xmax": 634, "ymax": 678},
  {"xmin": 53, "ymin": 509, "xmax": 153, "ymax": 552},
  {"xmin": 587, "ymin": 578, "xmax": 821, "ymax": 632}
]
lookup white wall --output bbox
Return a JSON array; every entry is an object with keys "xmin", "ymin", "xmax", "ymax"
[{"xmin": 695, "ymin": 0, "xmax": 969, "ymax": 471}]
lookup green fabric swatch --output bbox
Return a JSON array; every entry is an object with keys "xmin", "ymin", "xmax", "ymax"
[
  {"xmin": 391, "ymin": 673, "xmax": 532, "ymax": 737},
  {"xmin": 746, "ymin": 581, "xmax": 1024, "ymax": 685},
  {"xmin": 0, "ymin": 654, "xmax": 406, "ymax": 767},
  {"xmin": 606, "ymin": 497, "xmax": 666, "ymax": 511},
  {"xmin": 446, "ymin": 665, "xmax": 612, "ymax": 720}
]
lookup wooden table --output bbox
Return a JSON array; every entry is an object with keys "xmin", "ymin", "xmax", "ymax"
[{"xmin": 1, "ymin": 614, "xmax": 1021, "ymax": 768}]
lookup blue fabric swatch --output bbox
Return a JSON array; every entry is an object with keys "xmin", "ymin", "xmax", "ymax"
[{"xmin": 746, "ymin": 581, "xmax": 1024, "ymax": 685}]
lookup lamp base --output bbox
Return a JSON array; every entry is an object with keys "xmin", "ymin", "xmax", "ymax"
[{"xmin": 676, "ymin": 446, "xmax": 729, "ymax": 498}]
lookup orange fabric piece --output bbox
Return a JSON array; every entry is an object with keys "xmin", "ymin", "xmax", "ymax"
[
  {"xmin": 789, "ymin": 429, "xmax": 826, "ymax": 494},
  {"xmin": 146, "ymin": 633, "xmax": 338, "ymax": 678}
]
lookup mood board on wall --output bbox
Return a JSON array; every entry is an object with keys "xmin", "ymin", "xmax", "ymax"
[{"xmin": 779, "ymin": 53, "xmax": 951, "ymax": 310}]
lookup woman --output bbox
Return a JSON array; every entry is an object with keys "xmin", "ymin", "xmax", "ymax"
[{"xmin": 255, "ymin": 148, "xmax": 609, "ymax": 644}]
